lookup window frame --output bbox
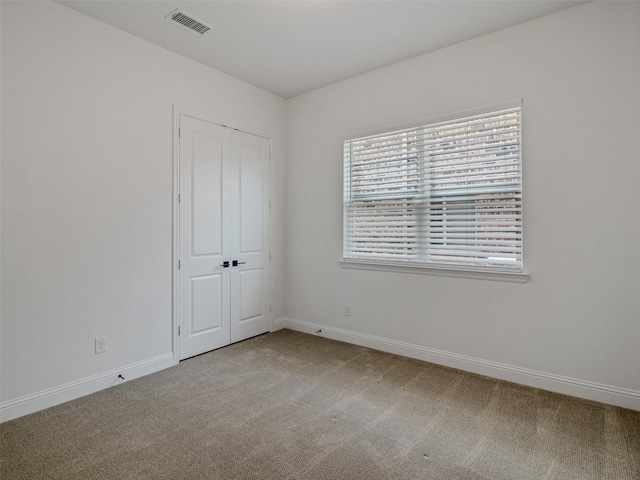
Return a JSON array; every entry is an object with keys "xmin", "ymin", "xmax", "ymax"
[{"xmin": 341, "ymin": 100, "xmax": 529, "ymax": 283}]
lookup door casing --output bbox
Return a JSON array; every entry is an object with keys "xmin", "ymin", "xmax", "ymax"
[{"xmin": 172, "ymin": 106, "xmax": 273, "ymax": 364}]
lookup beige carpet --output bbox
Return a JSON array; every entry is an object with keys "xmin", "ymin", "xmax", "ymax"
[{"xmin": 1, "ymin": 329, "xmax": 639, "ymax": 479}]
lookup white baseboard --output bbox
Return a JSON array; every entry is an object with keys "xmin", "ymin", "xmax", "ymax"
[
  {"xmin": 272, "ymin": 317, "xmax": 287, "ymax": 331},
  {"xmin": 0, "ymin": 352, "xmax": 174, "ymax": 423},
  {"xmin": 279, "ymin": 317, "xmax": 640, "ymax": 411}
]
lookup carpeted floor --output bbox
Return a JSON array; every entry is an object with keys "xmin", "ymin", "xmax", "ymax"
[{"xmin": 1, "ymin": 329, "xmax": 639, "ymax": 479}]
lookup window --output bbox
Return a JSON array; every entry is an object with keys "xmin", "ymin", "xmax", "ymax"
[{"xmin": 343, "ymin": 102, "xmax": 522, "ymax": 274}]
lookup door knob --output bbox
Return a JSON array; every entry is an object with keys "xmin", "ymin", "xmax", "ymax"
[
  {"xmin": 232, "ymin": 260, "xmax": 246, "ymax": 267},
  {"xmin": 220, "ymin": 261, "xmax": 230, "ymax": 268}
]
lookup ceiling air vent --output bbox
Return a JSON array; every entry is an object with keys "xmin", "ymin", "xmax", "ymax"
[{"xmin": 166, "ymin": 9, "xmax": 211, "ymax": 35}]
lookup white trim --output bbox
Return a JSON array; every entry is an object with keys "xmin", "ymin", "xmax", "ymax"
[
  {"xmin": 172, "ymin": 105, "xmax": 271, "ymax": 140},
  {"xmin": 172, "ymin": 105, "xmax": 181, "ymax": 365},
  {"xmin": 272, "ymin": 317, "xmax": 287, "ymax": 331},
  {"xmin": 267, "ymin": 141, "xmax": 274, "ymax": 334},
  {"xmin": 280, "ymin": 317, "xmax": 640, "ymax": 411},
  {"xmin": 0, "ymin": 353, "xmax": 174, "ymax": 423},
  {"xmin": 340, "ymin": 259, "xmax": 530, "ymax": 283}
]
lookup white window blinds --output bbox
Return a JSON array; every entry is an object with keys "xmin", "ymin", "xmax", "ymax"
[{"xmin": 343, "ymin": 103, "xmax": 522, "ymax": 272}]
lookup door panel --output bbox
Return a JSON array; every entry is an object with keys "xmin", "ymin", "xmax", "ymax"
[
  {"xmin": 191, "ymin": 275, "xmax": 223, "ymax": 333},
  {"xmin": 239, "ymin": 268, "xmax": 263, "ymax": 321},
  {"xmin": 230, "ymin": 130, "xmax": 270, "ymax": 344},
  {"xmin": 179, "ymin": 115, "xmax": 230, "ymax": 360},
  {"xmin": 239, "ymin": 143, "xmax": 264, "ymax": 253},
  {"xmin": 191, "ymin": 134, "xmax": 223, "ymax": 256}
]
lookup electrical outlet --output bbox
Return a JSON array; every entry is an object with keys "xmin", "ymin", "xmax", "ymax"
[
  {"xmin": 344, "ymin": 304, "xmax": 351, "ymax": 317},
  {"xmin": 95, "ymin": 337, "xmax": 106, "ymax": 354}
]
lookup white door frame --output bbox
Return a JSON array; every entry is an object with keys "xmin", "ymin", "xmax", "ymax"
[{"xmin": 172, "ymin": 105, "xmax": 273, "ymax": 365}]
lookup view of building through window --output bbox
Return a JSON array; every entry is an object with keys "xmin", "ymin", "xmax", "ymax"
[{"xmin": 343, "ymin": 103, "xmax": 522, "ymax": 271}]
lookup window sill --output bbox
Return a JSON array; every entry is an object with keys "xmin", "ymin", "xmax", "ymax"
[{"xmin": 339, "ymin": 259, "xmax": 530, "ymax": 283}]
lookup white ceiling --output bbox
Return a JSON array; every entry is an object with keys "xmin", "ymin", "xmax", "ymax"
[{"xmin": 56, "ymin": 0, "xmax": 587, "ymax": 99}]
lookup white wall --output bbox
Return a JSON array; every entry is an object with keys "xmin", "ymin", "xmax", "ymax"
[
  {"xmin": 285, "ymin": 2, "xmax": 640, "ymax": 409},
  {"xmin": 0, "ymin": 1, "xmax": 286, "ymax": 419}
]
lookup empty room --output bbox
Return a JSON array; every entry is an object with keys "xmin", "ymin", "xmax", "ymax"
[{"xmin": 1, "ymin": 1, "xmax": 639, "ymax": 479}]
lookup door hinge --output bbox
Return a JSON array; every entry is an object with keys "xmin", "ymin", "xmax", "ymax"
[
  {"xmin": 178, "ymin": 260, "xmax": 181, "ymax": 269},
  {"xmin": 178, "ymin": 193, "xmax": 181, "ymax": 203},
  {"xmin": 269, "ymin": 304, "xmax": 272, "ymax": 313},
  {"xmin": 269, "ymin": 201, "xmax": 271, "ymax": 210},
  {"xmin": 178, "ymin": 326, "xmax": 181, "ymax": 336},
  {"xmin": 179, "ymin": 128, "xmax": 181, "ymax": 138}
]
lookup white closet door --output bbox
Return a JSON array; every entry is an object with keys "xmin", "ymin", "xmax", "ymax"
[
  {"xmin": 178, "ymin": 116, "xmax": 231, "ymax": 360},
  {"xmin": 229, "ymin": 130, "xmax": 271, "ymax": 343},
  {"xmin": 177, "ymin": 115, "xmax": 271, "ymax": 360}
]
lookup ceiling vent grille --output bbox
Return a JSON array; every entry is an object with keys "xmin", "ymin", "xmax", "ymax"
[{"xmin": 166, "ymin": 9, "xmax": 211, "ymax": 35}]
